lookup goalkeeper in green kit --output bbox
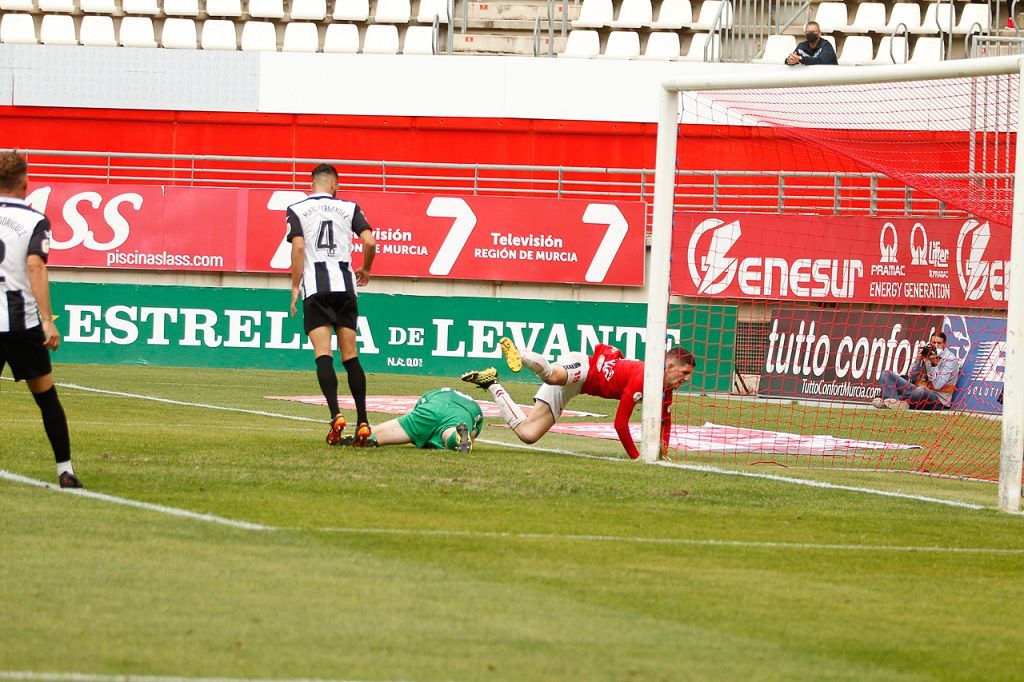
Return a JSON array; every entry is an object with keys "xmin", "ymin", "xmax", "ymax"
[{"xmin": 336, "ymin": 386, "xmax": 483, "ymax": 453}]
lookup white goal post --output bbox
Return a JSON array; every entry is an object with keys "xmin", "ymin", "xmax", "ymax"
[{"xmin": 641, "ymin": 56, "xmax": 1024, "ymax": 513}]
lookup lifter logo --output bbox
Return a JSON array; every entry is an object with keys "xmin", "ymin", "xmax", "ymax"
[{"xmin": 956, "ymin": 219, "xmax": 1007, "ymax": 302}]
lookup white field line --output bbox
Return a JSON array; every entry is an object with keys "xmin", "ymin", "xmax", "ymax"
[
  {"xmin": 2, "ymin": 379, "xmax": 992, "ymax": 511},
  {"xmin": 0, "ymin": 672, "xmax": 408, "ymax": 682},
  {"xmin": 0, "ymin": 470, "xmax": 275, "ymax": 532}
]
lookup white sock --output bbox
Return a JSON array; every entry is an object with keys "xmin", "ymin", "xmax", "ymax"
[
  {"xmin": 522, "ymin": 351, "xmax": 553, "ymax": 380},
  {"xmin": 489, "ymin": 383, "xmax": 526, "ymax": 429},
  {"xmin": 56, "ymin": 461, "xmax": 74, "ymax": 477}
]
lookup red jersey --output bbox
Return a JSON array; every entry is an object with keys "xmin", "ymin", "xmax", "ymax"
[{"xmin": 581, "ymin": 344, "xmax": 674, "ymax": 460}]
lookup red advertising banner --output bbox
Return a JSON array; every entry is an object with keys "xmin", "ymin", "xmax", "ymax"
[
  {"xmin": 674, "ymin": 213, "xmax": 1010, "ymax": 309},
  {"xmin": 30, "ymin": 182, "xmax": 646, "ymax": 286}
]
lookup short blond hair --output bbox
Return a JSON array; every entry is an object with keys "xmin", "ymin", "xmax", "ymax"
[{"xmin": 0, "ymin": 151, "xmax": 27, "ymax": 192}]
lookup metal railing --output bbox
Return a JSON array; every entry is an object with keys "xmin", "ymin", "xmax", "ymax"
[{"xmin": 19, "ymin": 149, "xmax": 980, "ymax": 224}]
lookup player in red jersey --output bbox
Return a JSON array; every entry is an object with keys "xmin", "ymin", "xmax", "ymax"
[{"xmin": 461, "ymin": 339, "xmax": 696, "ymax": 459}]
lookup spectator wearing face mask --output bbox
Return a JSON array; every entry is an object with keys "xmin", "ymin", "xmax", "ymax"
[
  {"xmin": 785, "ymin": 21, "xmax": 838, "ymax": 65},
  {"xmin": 871, "ymin": 331, "xmax": 960, "ymax": 411}
]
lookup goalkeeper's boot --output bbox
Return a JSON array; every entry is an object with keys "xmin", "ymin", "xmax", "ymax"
[
  {"xmin": 455, "ymin": 422, "xmax": 473, "ymax": 454},
  {"xmin": 353, "ymin": 422, "xmax": 374, "ymax": 447},
  {"xmin": 326, "ymin": 414, "xmax": 347, "ymax": 446},
  {"xmin": 461, "ymin": 367, "xmax": 498, "ymax": 389},
  {"xmin": 499, "ymin": 337, "xmax": 522, "ymax": 373},
  {"xmin": 58, "ymin": 472, "xmax": 83, "ymax": 489}
]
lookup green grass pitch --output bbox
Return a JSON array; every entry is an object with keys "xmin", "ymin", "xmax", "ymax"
[{"xmin": 2, "ymin": 364, "xmax": 1023, "ymax": 681}]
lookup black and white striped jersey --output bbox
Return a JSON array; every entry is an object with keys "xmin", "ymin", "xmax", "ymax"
[
  {"xmin": 0, "ymin": 196, "xmax": 51, "ymax": 333},
  {"xmin": 286, "ymin": 193, "xmax": 371, "ymax": 299}
]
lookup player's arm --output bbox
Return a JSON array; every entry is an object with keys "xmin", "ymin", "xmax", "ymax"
[
  {"xmin": 614, "ymin": 393, "xmax": 641, "ymax": 460},
  {"xmin": 26, "ymin": 218, "xmax": 58, "ymax": 350},
  {"xmin": 285, "ymin": 208, "xmax": 304, "ymax": 317},
  {"xmin": 353, "ymin": 205, "xmax": 376, "ymax": 286}
]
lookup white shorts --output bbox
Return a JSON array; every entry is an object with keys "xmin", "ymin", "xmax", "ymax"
[{"xmin": 533, "ymin": 351, "xmax": 589, "ymax": 421}]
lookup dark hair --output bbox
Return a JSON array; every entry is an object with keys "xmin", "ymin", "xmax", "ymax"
[
  {"xmin": 311, "ymin": 163, "xmax": 338, "ymax": 181},
  {"xmin": 932, "ymin": 331, "xmax": 947, "ymax": 342},
  {"xmin": 667, "ymin": 345, "xmax": 697, "ymax": 370},
  {"xmin": 0, "ymin": 151, "xmax": 28, "ymax": 192},
  {"xmin": 805, "ymin": 21, "xmax": 821, "ymax": 30}
]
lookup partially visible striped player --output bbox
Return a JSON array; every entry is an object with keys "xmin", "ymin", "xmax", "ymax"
[
  {"xmin": 288, "ymin": 163, "xmax": 377, "ymax": 446},
  {"xmin": 0, "ymin": 151, "xmax": 81, "ymax": 487},
  {"xmin": 463, "ymin": 339, "xmax": 695, "ymax": 460}
]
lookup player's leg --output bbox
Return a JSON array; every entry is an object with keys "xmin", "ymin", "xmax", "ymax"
[
  {"xmin": 339, "ymin": 417, "xmax": 408, "ymax": 447},
  {"xmin": 440, "ymin": 423, "xmax": 474, "ymax": 454},
  {"xmin": 462, "ymin": 368, "xmax": 529, "ymax": 432},
  {"xmin": 308, "ymin": 324, "xmax": 346, "ymax": 444},
  {"xmin": 337, "ymin": 326, "xmax": 370, "ymax": 444},
  {"xmin": 500, "ymin": 338, "xmax": 567, "ymax": 386}
]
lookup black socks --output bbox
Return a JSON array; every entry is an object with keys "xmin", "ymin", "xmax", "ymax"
[
  {"xmin": 315, "ymin": 355, "xmax": 340, "ymax": 418},
  {"xmin": 342, "ymin": 357, "xmax": 368, "ymax": 425},
  {"xmin": 32, "ymin": 386, "xmax": 71, "ymax": 464}
]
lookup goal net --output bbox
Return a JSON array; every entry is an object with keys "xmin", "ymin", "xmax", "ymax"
[{"xmin": 641, "ymin": 58, "xmax": 1024, "ymax": 511}]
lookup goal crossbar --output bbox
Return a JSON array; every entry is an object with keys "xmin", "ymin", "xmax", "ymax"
[{"xmin": 642, "ymin": 56, "xmax": 1024, "ymax": 512}]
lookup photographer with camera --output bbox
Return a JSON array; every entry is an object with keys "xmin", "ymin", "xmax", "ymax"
[{"xmin": 872, "ymin": 332, "xmax": 959, "ymax": 411}]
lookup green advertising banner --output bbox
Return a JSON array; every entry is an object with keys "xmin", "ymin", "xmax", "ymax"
[{"xmin": 50, "ymin": 282, "xmax": 736, "ymax": 392}]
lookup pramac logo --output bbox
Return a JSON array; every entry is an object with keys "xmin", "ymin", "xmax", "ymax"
[
  {"xmin": 879, "ymin": 222, "xmax": 898, "ymax": 263},
  {"xmin": 687, "ymin": 218, "xmax": 741, "ymax": 295},
  {"xmin": 909, "ymin": 222, "xmax": 928, "ymax": 266}
]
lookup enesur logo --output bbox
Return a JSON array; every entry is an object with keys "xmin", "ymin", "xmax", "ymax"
[
  {"xmin": 956, "ymin": 219, "xmax": 1007, "ymax": 301},
  {"xmin": 687, "ymin": 218, "xmax": 864, "ymax": 299}
]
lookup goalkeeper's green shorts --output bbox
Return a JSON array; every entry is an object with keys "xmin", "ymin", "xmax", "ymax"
[{"xmin": 397, "ymin": 387, "xmax": 484, "ymax": 450}]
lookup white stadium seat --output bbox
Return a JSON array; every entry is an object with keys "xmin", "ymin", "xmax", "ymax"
[
  {"xmin": 323, "ymin": 22, "xmax": 358, "ymax": 52},
  {"xmin": 753, "ymin": 34, "xmax": 795, "ymax": 63},
  {"xmin": 373, "ymin": 0, "xmax": 410, "ymax": 22},
  {"xmin": 0, "ymin": 0, "xmax": 34, "ymax": 11},
  {"xmin": 847, "ymin": 2, "xmax": 886, "ymax": 32},
  {"xmin": 80, "ymin": 14, "xmax": 117, "ymax": 44},
  {"xmin": 813, "ymin": 1, "xmax": 849, "ymax": 32},
  {"xmin": 290, "ymin": 0, "xmax": 327, "ymax": 20},
  {"xmin": 162, "ymin": 17, "xmax": 197, "ymax": 47},
  {"xmin": 874, "ymin": 34, "xmax": 910, "ymax": 63},
  {"xmin": 38, "ymin": 0, "xmax": 74, "ymax": 12},
  {"xmin": 80, "ymin": 0, "xmax": 117, "ymax": 12},
  {"xmin": 610, "ymin": 0, "xmax": 652, "ymax": 28},
  {"xmin": 416, "ymin": 0, "xmax": 449, "ymax": 23},
  {"xmin": 40, "ymin": 14, "xmax": 76, "ymax": 44},
  {"xmin": 248, "ymin": 0, "xmax": 285, "ymax": 18},
  {"xmin": 954, "ymin": 3, "xmax": 990, "ymax": 34},
  {"xmin": 885, "ymin": 2, "xmax": 922, "ymax": 33},
  {"xmin": 691, "ymin": 0, "xmax": 732, "ymax": 30},
  {"xmin": 164, "ymin": 0, "xmax": 200, "ymax": 15},
  {"xmin": 122, "ymin": 0, "xmax": 160, "ymax": 13},
  {"xmin": 240, "ymin": 19, "xmax": 277, "ymax": 49},
  {"xmin": 680, "ymin": 31, "xmax": 719, "ymax": 60},
  {"xmin": 911, "ymin": 35, "xmax": 944, "ymax": 61},
  {"xmin": 649, "ymin": 0, "xmax": 690, "ymax": 28},
  {"xmin": 558, "ymin": 28, "xmax": 599, "ymax": 57},
  {"xmin": 601, "ymin": 30, "xmax": 640, "ymax": 58},
  {"xmin": 201, "ymin": 19, "xmax": 237, "ymax": 49},
  {"xmin": 206, "ymin": 0, "xmax": 243, "ymax": 16},
  {"xmin": 572, "ymin": 0, "xmax": 613, "ymax": 28},
  {"xmin": 332, "ymin": 0, "xmax": 368, "ymax": 20},
  {"xmin": 0, "ymin": 13, "xmax": 35, "ymax": 42},
  {"xmin": 282, "ymin": 21, "xmax": 318, "ymax": 51},
  {"xmin": 639, "ymin": 31, "xmax": 679, "ymax": 59},
  {"xmin": 921, "ymin": 3, "xmax": 956, "ymax": 33},
  {"xmin": 402, "ymin": 25, "xmax": 434, "ymax": 53},
  {"xmin": 362, "ymin": 23, "xmax": 398, "ymax": 52},
  {"xmin": 837, "ymin": 34, "xmax": 873, "ymax": 64},
  {"xmin": 119, "ymin": 16, "xmax": 158, "ymax": 46}
]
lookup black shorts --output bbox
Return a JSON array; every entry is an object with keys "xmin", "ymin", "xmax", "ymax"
[
  {"xmin": 303, "ymin": 292, "xmax": 359, "ymax": 334},
  {"xmin": 0, "ymin": 326, "xmax": 53, "ymax": 382}
]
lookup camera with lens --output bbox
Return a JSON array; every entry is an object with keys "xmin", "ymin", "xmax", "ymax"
[{"xmin": 919, "ymin": 343, "xmax": 938, "ymax": 359}]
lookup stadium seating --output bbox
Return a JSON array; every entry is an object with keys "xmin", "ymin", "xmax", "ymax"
[
  {"xmin": 691, "ymin": 0, "xmax": 733, "ymax": 30},
  {"xmin": 416, "ymin": 0, "xmax": 449, "ymax": 23},
  {"xmin": 847, "ymin": 2, "xmax": 886, "ymax": 32},
  {"xmin": 921, "ymin": 2, "xmax": 955, "ymax": 33},
  {"xmin": 601, "ymin": 29, "xmax": 640, "ymax": 57},
  {"xmin": 38, "ymin": 0, "xmax": 73, "ymax": 12},
  {"xmin": 162, "ymin": 17, "xmax": 198, "ymax": 48},
  {"xmin": 837, "ymin": 34, "xmax": 873, "ymax": 63},
  {"xmin": 249, "ymin": 0, "xmax": 286, "ymax": 19},
  {"xmin": 403, "ymin": 25, "xmax": 435, "ymax": 53},
  {"xmin": 885, "ymin": 2, "xmax": 923, "ymax": 33},
  {"xmin": 201, "ymin": 19, "xmax": 238, "ymax": 49},
  {"xmin": 80, "ymin": 0, "xmax": 117, "ymax": 12},
  {"xmin": 0, "ymin": 0, "xmax": 34, "ymax": 11},
  {"xmin": 119, "ymin": 16, "xmax": 158, "ymax": 46},
  {"xmin": 290, "ymin": 0, "xmax": 327, "ymax": 20},
  {"xmin": 332, "ymin": 0, "xmax": 368, "ymax": 20},
  {"xmin": 639, "ymin": 30, "xmax": 679, "ymax": 58},
  {"xmin": 240, "ymin": 19, "xmax": 277, "ymax": 50},
  {"xmin": 813, "ymin": 1, "xmax": 849, "ymax": 32},
  {"xmin": 40, "ymin": 13, "xmax": 75, "ymax": 44},
  {"xmin": 954, "ymin": 3, "xmax": 991, "ymax": 34},
  {"xmin": 874, "ymin": 34, "xmax": 910, "ymax": 63},
  {"xmin": 164, "ymin": 0, "xmax": 200, "ymax": 15},
  {"xmin": 373, "ymin": 0, "xmax": 411, "ymax": 23},
  {"xmin": 122, "ymin": 0, "xmax": 160, "ymax": 14},
  {"xmin": 680, "ymin": 31, "xmax": 719, "ymax": 60},
  {"xmin": 911, "ymin": 35, "xmax": 944, "ymax": 61},
  {"xmin": 649, "ymin": 0, "xmax": 691, "ymax": 29},
  {"xmin": 753, "ymin": 33, "xmax": 795, "ymax": 63},
  {"xmin": 282, "ymin": 21, "xmax": 319, "ymax": 51},
  {"xmin": 559, "ymin": 28, "xmax": 599, "ymax": 56},
  {"xmin": 610, "ymin": 0, "xmax": 653, "ymax": 28},
  {"xmin": 0, "ymin": 12, "xmax": 35, "ymax": 42},
  {"xmin": 572, "ymin": 0, "xmax": 613, "ymax": 28},
  {"xmin": 363, "ymin": 23, "xmax": 398, "ymax": 52},
  {"xmin": 80, "ymin": 14, "xmax": 116, "ymax": 45},
  {"xmin": 206, "ymin": 0, "xmax": 243, "ymax": 16},
  {"xmin": 323, "ymin": 22, "xmax": 359, "ymax": 51}
]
